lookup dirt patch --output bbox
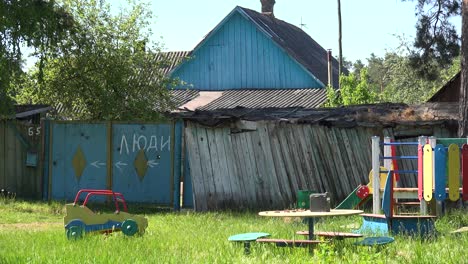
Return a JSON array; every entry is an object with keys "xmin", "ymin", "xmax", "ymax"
[{"xmin": 0, "ymin": 222, "xmax": 62, "ymax": 231}]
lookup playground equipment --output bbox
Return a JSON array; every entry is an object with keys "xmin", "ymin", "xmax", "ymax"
[
  {"xmin": 358, "ymin": 136, "xmax": 467, "ymax": 236},
  {"xmin": 63, "ymin": 189, "xmax": 148, "ymax": 240},
  {"xmin": 336, "ymin": 167, "xmax": 391, "ymax": 210}
]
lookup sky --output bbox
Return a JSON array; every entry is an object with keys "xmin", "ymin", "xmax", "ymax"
[{"xmin": 111, "ymin": 0, "xmax": 461, "ymax": 64}]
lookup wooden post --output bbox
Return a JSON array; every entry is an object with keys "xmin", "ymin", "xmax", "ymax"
[
  {"xmin": 419, "ymin": 136, "xmax": 428, "ymax": 215},
  {"xmin": 372, "ymin": 136, "xmax": 381, "ymax": 214}
]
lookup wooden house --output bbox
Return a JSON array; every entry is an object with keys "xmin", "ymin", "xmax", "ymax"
[
  {"xmin": 428, "ymin": 72, "xmax": 460, "ymax": 102},
  {"xmin": 160, "ymin": 2, "xmax": 344, "ymax": 209},
  {"xmin": 168, "ymin": 5, "xmax": 341, "ymax": 92}
]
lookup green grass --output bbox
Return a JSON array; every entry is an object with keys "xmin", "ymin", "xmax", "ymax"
[{"xmin": 0, "ymin": 199, "xmax": 467, "ymax": 263}]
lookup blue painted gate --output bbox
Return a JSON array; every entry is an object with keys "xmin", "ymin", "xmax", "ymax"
[{"xmin": 48, "ymin": 122, "xmax": 180, "ymax": 206}]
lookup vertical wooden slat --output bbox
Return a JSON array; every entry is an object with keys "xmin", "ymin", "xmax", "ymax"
[
  {"xmin": 266, "ymin": 123, "xmax": 292, "ymax": 208},
  {"xmin": 236, "ymin": 131, "xmax": 259, "ymax": 207},
  {"xmin": 242, "ymin": 130, "xmax": 265, "ymax": 207},
  {"xmin": 206, "ymin": 128, "xmax": 223, "ymax": 209},
  {"xmin": 276, "ymin": 124, "xmax": 300, "ymax": 203},
  {"xmin": 198, "ymin": 127, "xmax": 217, "ymax": 210},
  {"xmin": 327, "ymin": 127, "xmax": 350, "ymax": 200},
  {"xmin": 214, "ymin": 128, "xmax": 234, "ymax": 208},
  {"xmin": 303, "ymin": 124, "xmax": 326, "ymax": 192},
  {"xmin": 258, "ymin": 122, "xmax": 288, "ymax": 208},
  {"xmin": 297, "ymin": 125, "xmax": 320, "ymax": 191},
  {"xmin": 285, "ymin": 124, "xmax": 308, "ymax": 189},
  {"xmin": 231, "ymin": 132, "xmax": 253, "ymax": 208},
  {"xmin": 314, "ymin": 126, "xmax": 341, "ymax": 199},
  {"xmin": 308, "ymin": 125, "xmax": 331, "ymax": 193},
  {"xmin": 254, "ymin": 122, "xmax": 288, "ymax": 209},
  {"xmin": 333, "ymin": 127, "xmax": 355, "ymax": 197},
  {"xmin": 339, "ymin": 128, "xmax": 361, "ymax": 193},
  {"xmin": 250, "ymin": 128, "xmax": 273, "ymax": 208},
  {"xmin": 340, "ymin": 129, "xmax": 362, "ymax": 188},
  {"xmin": 185, "ymin": 123, "xmax": 207, "ymax": 211},
  {"xmin": 221, "ymin": 127, "xmax": 242, "ymax": 208}
]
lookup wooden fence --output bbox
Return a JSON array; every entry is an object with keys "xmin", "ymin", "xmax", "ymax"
[
  {"xmin": 0, "ymin": 120, "xmax": 43, "ymax": 199},
  {"xmin": 185, "ymin": 121, "xmax": 454, "ymax": 211}
]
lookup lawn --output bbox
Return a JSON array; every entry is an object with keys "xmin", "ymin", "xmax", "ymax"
[{"xmin": 0, "ymin": 198, "xmax": 467, "ymax": 264}]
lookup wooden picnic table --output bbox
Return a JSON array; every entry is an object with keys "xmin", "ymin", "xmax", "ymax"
[{"xmin": 258, "ymin": 209, "xmax": 363, "ymax": 241}]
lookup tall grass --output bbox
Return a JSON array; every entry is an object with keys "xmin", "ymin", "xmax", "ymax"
[{"xmin": 0, "ymin": 200, "xmax": 467, "ymax": 263}]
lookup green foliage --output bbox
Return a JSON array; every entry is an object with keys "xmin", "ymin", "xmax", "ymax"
[
  {"xmin": 0, "ymin": 0, "xmax": 73, "ymax": 117},
  {"xmin": 13, "ymin": 0, "xmax": 177, "ymax": 121},
  {"xmin": 404, "ymin": 0, "xmax": 460, "ymax": 79},
  {"xmin": 331, "ymin": 50, "xmax": 460, "ymax": 106},
  {"xmin": 370, "ymin": 53, "xmax": 460, "ymax": 104},
  {"xmin": 325, "ymin": 68, "xmax": 377, "ymax": 107}
]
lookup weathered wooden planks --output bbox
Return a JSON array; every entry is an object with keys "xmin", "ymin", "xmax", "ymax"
[
  {"xmin": 184, "ymin": 120, "xmax": 454, "ymax": 211},
  {"xmin": 0, "ymin": 121, "xmax": 43, "ymax": 198}
]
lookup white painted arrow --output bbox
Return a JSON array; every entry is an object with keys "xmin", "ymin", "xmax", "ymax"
[
  {"xmin": 90, "ymin": 161, "xmax": 106, "ymax": 168},
  {"xmin": 147, "ymin": 160, "xmax": 159, "ymax": 168},
  {"xmin": 115, "ymin": 161, "xmax": 128, "ymax": 170}
]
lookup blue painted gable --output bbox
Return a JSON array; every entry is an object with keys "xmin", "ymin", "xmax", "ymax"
[{"xmin": 171, "ymin": 7, "xmax": 324, "ymax": 90}]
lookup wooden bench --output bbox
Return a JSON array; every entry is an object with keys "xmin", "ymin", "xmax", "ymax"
[
  {"xmin": 256, "ymin": 238, "xmax": 325, "ymax": 247},
  {"xmin": 296, "ymin": 230, "xmax": 363, "ymax": 240}
]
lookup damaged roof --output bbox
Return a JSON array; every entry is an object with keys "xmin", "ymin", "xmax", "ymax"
[
  {"xmin": 154, "ymin": 51, "xmax": 191, "ymax": 76},
  {"xmin": 171, "ymin": 88, "xmax": 327, "ymax": 111},
  {"xmin": 170, "ymin": 102, "xmax": 459, "ymax": 128}
]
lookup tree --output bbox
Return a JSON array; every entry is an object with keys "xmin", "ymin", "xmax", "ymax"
[
  {"xmin": 329, "ymin": 51, "xmax": 460, "ymax": 106},
  {"xmin": 16, "ymin": 0, "xmax": 177, "ymax": 120},
  {"xmin": 378, "ymin": 53, "xmax": 457, "ymax": 104},
  {"xmin": 405, "ymin": 0, "xmax": 468, "ymax": 136},
  {"xmin": 325, "ymin": 68, "xmax": 376, "ymax": 107},
  {"xmin": 460, "ymin": 0, "xmax": 468, "ymax": 136},
  {"xmin": 0, "ymin": 0, "xmax": 73, "ymax": 117}
]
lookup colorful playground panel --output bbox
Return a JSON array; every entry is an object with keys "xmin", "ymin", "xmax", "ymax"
[
  {"xmin": 462, "ymin": 144, "xmax": 468, "ymax": 201},
  {"xmin": 368, "ymin": 167, "xmax": 390, "ymax": 193},
  {"xmin": 434, "ymin": 145, "xmax": 447, "ymax": 202},
  {"xmin": 448, "ymin": 144, "xmax": 460, "ymax": 201},
  {"xmin": 423, "ymin": 144, "xmax": 433, "ymax": 202},
  {"xmin": 63, "ymin": 189, "xmax": 148, "ymax": 240},
  {"xmin": 335, "ymin": 185, "xmax": 370, "ymax": 209}
]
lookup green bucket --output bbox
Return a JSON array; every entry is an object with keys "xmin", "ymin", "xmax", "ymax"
[{"xmin": 297, "ymin": 190, "xmax": 315, "ymax": 209}]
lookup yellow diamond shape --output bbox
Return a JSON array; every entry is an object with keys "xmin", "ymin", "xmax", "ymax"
[
  {"xmin": 134, "ymin": 149, "xmax": 148, "ymax": 181},
  {"xmin": 72, "ymin": 147, "xmax": 87, "ymax": 180}
]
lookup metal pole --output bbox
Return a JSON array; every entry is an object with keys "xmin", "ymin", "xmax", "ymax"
[{"xmin": 372, "ymin": 136, "xmax": 381, "ymax": 214}]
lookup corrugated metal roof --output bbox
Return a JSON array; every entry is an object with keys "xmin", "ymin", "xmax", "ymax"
[
  {"xmin": 154, "ymin": 51, "xmax": 191, "ymax": 75},
  {"xmin": 170, "ymin": 89, "xmax": 200, "ymax": 107},
  {"xmin": 196, "ymin": 89, "xmax": 327, "ymax": 110},
  {"xmin": 239, "ymin": 7, "xmax": 344, "ymax": 88}
]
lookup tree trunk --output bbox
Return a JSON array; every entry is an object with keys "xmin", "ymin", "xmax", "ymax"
[
  {"xmin": 337, "ymin": 0, "xmax": 343, "ymax": 89},
  {"xmin": 459, "ymin": 0, "xmax": 468, "ymax": 137}
]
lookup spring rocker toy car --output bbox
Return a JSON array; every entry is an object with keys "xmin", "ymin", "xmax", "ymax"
[{"xmin": 63, "ymin": 189, "xmax": 148, "ymax": 240}]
